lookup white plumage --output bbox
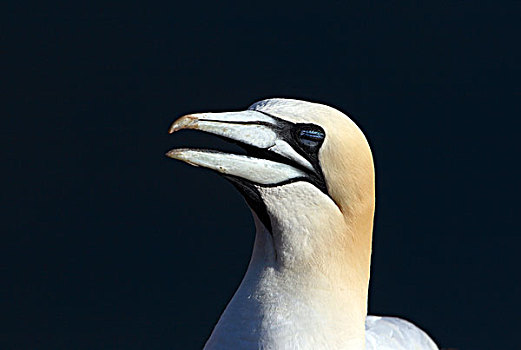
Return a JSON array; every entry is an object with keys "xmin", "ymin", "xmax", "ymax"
[
  {"xmin": 365, "ymin": 316, "xmax": 438, "ymax": 350},
  {"xmin": 167, "ymin": 98, "xmax": 439, "ymax": 349}
]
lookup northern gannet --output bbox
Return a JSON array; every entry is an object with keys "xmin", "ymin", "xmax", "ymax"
[{"xmin": 166, "ymin": 99, "xmax": 439, "ymax": 350}]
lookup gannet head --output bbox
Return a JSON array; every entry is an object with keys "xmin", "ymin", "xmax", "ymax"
[{"xmin": 167, "ymin": 98, "xmax": 375, "ymax": 284}]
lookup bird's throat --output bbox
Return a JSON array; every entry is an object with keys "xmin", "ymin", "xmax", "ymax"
[{"xmin": 203, "ymin": 213, "xmax": 369, "ymax": 350}]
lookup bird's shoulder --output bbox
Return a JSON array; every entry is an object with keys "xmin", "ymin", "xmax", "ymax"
[{"xmin": 365, "ymin": 315, "xmax": 439, "ymax": 350}]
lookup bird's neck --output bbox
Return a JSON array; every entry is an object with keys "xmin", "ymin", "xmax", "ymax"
[{"xmin": 204, "ymin": 214, "xmax": 370, "ymax": 350}]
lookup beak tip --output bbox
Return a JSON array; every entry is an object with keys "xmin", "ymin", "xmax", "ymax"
[
  {"xmin": 165, "ymin": 149, "xmax": 178, "ymax": 158},
  {"xmin": 166, "ymin": 148, "xmax": 202, "ymax": 168},
  {"xmin": 168, "ymin": 114, "xmax": 198, "ymax": 134}
]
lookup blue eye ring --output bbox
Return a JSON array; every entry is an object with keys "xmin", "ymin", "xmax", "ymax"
[{"xmin": 296, "ymin": 126, "xmax": 325, "ymax": 147}]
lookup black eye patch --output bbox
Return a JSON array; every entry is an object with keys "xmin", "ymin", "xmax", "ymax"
[
  {"xmin": 251, "ymin": 110, "xmax": 329, "ymax": 191},
  {"xmin": 295, "ymin": 125, "xmax": 326, "ymax": 148},
  {"xmin": 298, "ymin": 129, "xmax": 325, "ymax": 146}
]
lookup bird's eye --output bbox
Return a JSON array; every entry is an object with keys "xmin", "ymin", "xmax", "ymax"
[{"xmin": 297, "ymin": 128, "xmax": 325, "ymax": 147}]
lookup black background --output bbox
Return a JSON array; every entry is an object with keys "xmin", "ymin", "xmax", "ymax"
[{"xmin": 3, "ymin": 2, "xmax": 520, "ymax": 349}]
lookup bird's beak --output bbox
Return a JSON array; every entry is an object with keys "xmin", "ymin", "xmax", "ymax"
[{"xmin": 166, "ymin": 110, "xmax": 312, "ymax": 185}]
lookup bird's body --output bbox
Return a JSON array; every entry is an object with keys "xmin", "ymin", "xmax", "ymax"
[
  {"xmin": 167, "ymin": 99, "xmax": 439, "ymax": 349},
  {"xmin": 365, "ymin": 316, "xmax": 438, "ymax": 350}
]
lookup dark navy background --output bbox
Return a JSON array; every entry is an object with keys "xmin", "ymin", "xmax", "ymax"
[{"xmin": 3, "ymin": 2, "xmax": 520, "ymax": 349}]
